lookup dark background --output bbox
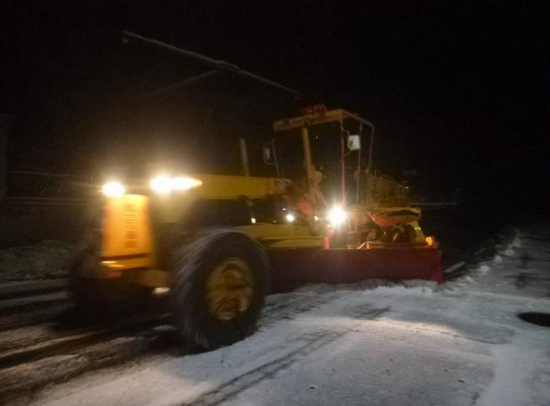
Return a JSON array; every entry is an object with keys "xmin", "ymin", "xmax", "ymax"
[{"xmin": 1, "ymin": 0, "xmax": 549, "ymax": 212}]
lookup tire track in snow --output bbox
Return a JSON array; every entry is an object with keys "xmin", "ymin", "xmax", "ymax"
[
  {"xmin": 2, "ymin": 290, "xmax": 353, "ymax": 405},
  {"xmin": 260, "ymin": 292, "xmax": 341, "ymax": 329},
  {"xmin": 181, "ymin": 299, "xmax": 389, "ymax": 406},
  {"xmin": 181, "ymin": 330, "xmax": 345, "ymax": 406}
]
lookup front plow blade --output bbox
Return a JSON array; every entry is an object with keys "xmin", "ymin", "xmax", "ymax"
[{"xmin": 268, "ymin": 248, "xmax": 443, "ymax": 289}]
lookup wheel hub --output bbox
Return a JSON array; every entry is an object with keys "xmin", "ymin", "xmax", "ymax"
[{"xmin": 205, "ymin": 258, "xmax": 254, "ymax": 321}]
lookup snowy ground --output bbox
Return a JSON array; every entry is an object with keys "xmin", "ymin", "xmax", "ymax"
[{"xmin": 14, "ymin": 228, "xmax": 550, "ymax": 406}]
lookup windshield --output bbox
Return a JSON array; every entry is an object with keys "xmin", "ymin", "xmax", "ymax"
[
  {"xmin": 272, "ymin": 120, "xmax": 367, "ymax": 205},
  {"xmin": 273, "ymin": 123, "xmax": 343, "ymax": 177},
  {"xmin": 273, "ymin": 129, "xmax": 304, "ymax": 179}
]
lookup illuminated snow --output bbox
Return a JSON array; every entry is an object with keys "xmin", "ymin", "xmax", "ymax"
[{"xmin": 30, "ymin": 228, "xmax": 550, "ymax": 406}]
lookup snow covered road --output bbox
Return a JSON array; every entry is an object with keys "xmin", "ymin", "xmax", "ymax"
[{"xmin": 24, "ymin": 229, "xmax": 550, "ymax": 406}]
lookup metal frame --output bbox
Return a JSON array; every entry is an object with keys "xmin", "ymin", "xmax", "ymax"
[{"xmin": 272, "ymin": 108, "xmax": 376, "ymax": 206}]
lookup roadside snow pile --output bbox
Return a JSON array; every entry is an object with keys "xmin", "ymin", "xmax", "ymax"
[
  {"xmin": 480, "ymin": 264, "xmax": 492, "ymax": 273},
  {"xmin": 447, "ymin": 227, "xmax": 550, "ymax": 301},
  {"xmin": 0, "ymin": 240, "xmax": 75, "ymax": 281},
  {"xmin": 362, "ymin": 283, "xmax": 435, "ymax": 297},
  {"xmin": 295, "ymin": 279, "xmax": 438, "ymax": 296},
  {"xmin": 446, "ymin": 228, "xmax": 521, "ymax": 289}
]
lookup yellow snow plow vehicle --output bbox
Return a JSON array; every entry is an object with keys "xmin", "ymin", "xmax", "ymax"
[{"xmin": 71, "ymin": 106, "xmax": 442, "ymax": 349}]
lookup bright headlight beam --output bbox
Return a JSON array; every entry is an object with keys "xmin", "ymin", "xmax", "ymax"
[
  {"xmin": 328, "ymin": 205, "xmax": 347, "ymax": 226},
  {"xmin": 285, "ymin": 213, "xmax": 296, "ymax": 223},
  {"xmin": 150, "ymin": 176, "xmax": 172, "ymax": 194},
  {"xmin": 171, "ymin": 177, "xmax": 202, "ymax": 190},
  {"xmin": 150, "ymin": 176, "xmax": 202, "ymax": 194},
  {"xmin": 102, "ymin": 181, "xmax": 125, "ymax": 198}
]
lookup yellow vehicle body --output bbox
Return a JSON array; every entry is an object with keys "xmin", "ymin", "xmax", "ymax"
[{"xmin": 96, "ymin": 174, "xmax": 328, "ymax": 289}]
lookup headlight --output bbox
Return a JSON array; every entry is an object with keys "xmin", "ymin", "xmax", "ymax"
[
  {"xmin": 150, "ymin": 176, "xmax": 202, "ymax": 194},
  {"xmin": 285, "ymin": 212, "xmax": 296, "ymax": 223},
  {"xmin": 327, "ymin": 205, "xmax": 347, "ymax": 227},
  {"xmin": 102, "ymin": 181, "xmax": 125, "ymax": 198}
]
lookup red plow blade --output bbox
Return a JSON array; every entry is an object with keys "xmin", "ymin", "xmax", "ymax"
[{"xmin": 268, "ymin": 247, "xmax": 443, "ymax": 289}]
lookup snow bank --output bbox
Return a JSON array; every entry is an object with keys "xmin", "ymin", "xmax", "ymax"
[
  {"xmin": 295, "ymin": 279, "xmax": 438, "ymax": 296},
  {"xmin": 449, "ymin": 228, "xmax": 523, "ymax": 286},
  {"xmin": 0, "ymin": 240, "xmax": 75, "ymax": 281},
  {"xmin": 362, "ymin": 283, "xmax": 435, "ymax": 297}
]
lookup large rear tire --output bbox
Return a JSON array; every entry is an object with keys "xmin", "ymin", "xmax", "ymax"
[{"xmin": 171, "ymin": 229, "xmax": 270, "ymax": 349}]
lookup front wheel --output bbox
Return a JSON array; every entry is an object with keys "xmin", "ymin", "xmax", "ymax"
[{"xmin": 170, "ymin": 230, "xmax": 270, "ymax": 349}]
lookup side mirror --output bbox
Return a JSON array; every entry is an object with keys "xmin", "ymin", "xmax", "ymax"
[
  {"xmin": 347, "ymin": 134, "xmax": 361, "ymax": 151},
  {"xmin": 262, "ymin": 142, "xmax": 276, "ymax": 165}
]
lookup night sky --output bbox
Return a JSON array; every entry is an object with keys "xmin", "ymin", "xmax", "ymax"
[{"xmin": 2, "ymin": 1, "xmax": 549, "ymax": 211}]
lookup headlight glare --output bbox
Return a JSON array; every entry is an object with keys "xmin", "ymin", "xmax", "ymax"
[
  {"xmin": 327, "ymin": 205, "xmax": 347, "ymax": 226},
  {"xmin": 150, "ymin": 176, "xmax": 172, "ymax": 194},
  {"xmin": 171, "ymin": 176, "xmax": 202, "ymax": 190},
  {"xmin": 150, "ymin": 176, "xmax": 202, "ymax": 194},
  {"xmin": 102, "ymin": 181, "xmax": 125, "ymax": 198}
]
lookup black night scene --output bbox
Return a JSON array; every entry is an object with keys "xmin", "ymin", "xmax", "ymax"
[{"xmin": 0, "ymin": 2, "xmax": 549, "ymax": 405}]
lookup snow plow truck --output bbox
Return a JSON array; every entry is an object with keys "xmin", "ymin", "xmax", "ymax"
[{"xmin": 71, "ymin": 106, "xmax": 443, "ymax": 349}]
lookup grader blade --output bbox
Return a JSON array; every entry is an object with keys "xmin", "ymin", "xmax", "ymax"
[{"xmin": 268, "ymin": 247, "xmax": 443, "ymax": 289}]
